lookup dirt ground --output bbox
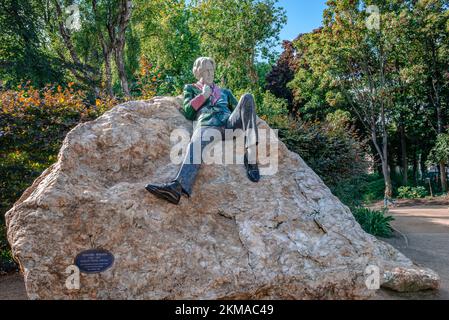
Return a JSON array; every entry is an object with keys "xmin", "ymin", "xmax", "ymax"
[
  {"xmin": 374, "ymin": 203, "xmax": 449, "ymax": 300},
  {"xmin": 1, "ymin": 201, "xmax": 449, "ymax": 300},
  {"xmin": 373, "ymin": 197, "xmax": 449, "ymax": 208},
  {"xmin": 0, "ymin": 272, "xmax": 27, "ymax": 300}
]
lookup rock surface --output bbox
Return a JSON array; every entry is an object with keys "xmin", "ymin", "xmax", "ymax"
[{"xmin": 6, "ymin": 97, "xmax": 439, "ymax": 300}]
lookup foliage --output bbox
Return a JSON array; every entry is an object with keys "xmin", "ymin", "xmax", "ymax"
[
  {"xmin": 427, "ymin": 133, "xmax": 449, "ymax": 166},
  {"xmin": 190, "ymin": 0, "xmax": 287, "ymax": 91},
  {"xmin": 331, "ymin": 174, "xmax": 386, "ymax": 208},
  {"xmin": 265, "ymin": 40, "xmax": 297, "ymax": 112},
  {"xmin": 352, "ymin": 207, "xmax": 394, "ymax": 238},
  {"xmin": 258, "ymin": 91, "xmax": 368, "ymax": 188},
  {"xmin": 285, "ymin": 119, "xmax": 368, "ymax": 188},
  {"xmin": 0, "ymin": 0, "xmax": 288, "ymax": 96},
  {"xmin": 133, "ymin": 0, "xmax": 199, "ymax": 94},
  {"xmin": 255, "ymin": 62, "xmax": 274, "ymax": 90},
  {"xmin": 284, "ymin": 0, "xmax": 449, "ymax": 198},
  {"xmin": 0, "ymin": 219, "xmax": 16, "ymax": 273},
  {"xmin": 136, "ymin": 56, "xmax": 164, "ymax": 99},
  {"xmin": 0, "ymin": 83, "xmax": 117, "ymax": 272},
  {"xmin": 257, "ymin": 90, "xmax": 290, "ymax": 124},
  {"xmin": 361, "ymin": 176, "xmax": 388, "ymax": 204},
  {"xmin": 397, "ymin": 186, "xmax": 429, "ymax": 199},
  {"xmin": 0, "ymin": 0, "xmax": 64, "ymax": 87}
]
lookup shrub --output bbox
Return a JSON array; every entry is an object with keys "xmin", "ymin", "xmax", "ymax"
[
  {"xmin": 352, "ymin": 207, "xmax": 395, "ymax": 238},
  {"xmin": 284, "ymin": 119, "xmax": 368, "ymax": 187},
  {"xmin": 257, "ymin": 90, "xmax": 290, "ymax": 122},
  {"xmin": 0, "ymin": 221, "xmax": 16, "ymax": 273},
  {"xmin": 331, "ymin": 174, "xmax": 378, "ymax": 208},
  {"xmin": 256, "ymin": 92, "xmax": 368, "ymax": 188},
  {"xmin": 427, "ymin": 133, "xmax": 449, "ymax": 168},
  {"xmin": 397, "ymin": 186, "xmax": 429, "ymax": 199},
  {"xmin": 0, "ymin": 83, "xmax": 117, "ymax": 272},
  {"xmin": 136, "ymin": 56, "xmax": 165, "ymax": 99},
  {"xmin": 360, "ymin": 175, "xmax": 387, "ymax": 203}
]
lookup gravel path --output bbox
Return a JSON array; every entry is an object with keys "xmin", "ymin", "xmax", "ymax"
[{"xmin": 376, "ymin": 205, "xmax": 449, "ymax": 299}]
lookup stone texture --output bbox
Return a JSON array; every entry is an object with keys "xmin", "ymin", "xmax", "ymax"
[
  {"xmin": 6, "ymin": 97, "xmax": 439, "ymax": 300},
  {"xmin": 382, "ymin": 267, "xmax": 440, "ymax": 293}
]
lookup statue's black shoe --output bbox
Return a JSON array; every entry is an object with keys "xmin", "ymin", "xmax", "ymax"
[
  {"xmin": 244, "ymin": 153, "xmax": 260, "ymax": 183},
  {"xmin": 145, "ymin": 181, "xmax": 185, "ymax": 205}
]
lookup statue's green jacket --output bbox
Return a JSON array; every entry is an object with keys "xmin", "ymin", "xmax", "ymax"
[{"xmin": 182, "ymin": 84, "xmax": 239, "ymax": 127}]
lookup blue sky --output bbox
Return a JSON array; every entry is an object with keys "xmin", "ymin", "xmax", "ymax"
[{"xmin": 275, "ymin": 0, "xmax": 327, "ymax": 52}]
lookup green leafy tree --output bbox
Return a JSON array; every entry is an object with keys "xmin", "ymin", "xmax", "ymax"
[
  {"xmin": 288, "ymin": 0, "xmax": 398, "ymax": 198},
  {"xmin": 133, "ymin": 0, "xmax": 200, "ymax": 94},
  {"xmin": 265, "ymin": 40, "xmax": 298, "ymax": 113},
  {"xmin": 427, "ymin": 133, "xmax": 449, "ymax": 170},
  {"xmin": 0, "ymin": 0, "xmax": 64, "ymax": 87},
  {"xmin": 259, "ymin": 91, "xmax": 368, "ymax": 187},
  {"xmin": 23, "ymin": 0, "xmax": 135, "ymax": 96},
  {"xmin": 285, "ymin": 0, "xmax": 449, "ymax": 198},
  {"xmin": 412, "ymin": 0, "xmax": 449, "ymax": 191},
  {"xmin": 190, "ymin": 0, "xmax": 286, "ymax": 91}
]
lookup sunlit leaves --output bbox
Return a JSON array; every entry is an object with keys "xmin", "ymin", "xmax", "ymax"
[{"xmin": 190, "ymin": 0, "xmax": 286, "ymax": 91}]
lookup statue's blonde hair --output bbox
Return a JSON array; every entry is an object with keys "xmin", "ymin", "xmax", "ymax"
[{"xmin": 192, "ymin": 57, "xmax": 216, "ymax": 80}]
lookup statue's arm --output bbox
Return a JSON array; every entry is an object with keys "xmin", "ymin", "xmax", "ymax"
[{"xmin": 182, "ymin": 85, "xmax": 198, "ymax": 121}]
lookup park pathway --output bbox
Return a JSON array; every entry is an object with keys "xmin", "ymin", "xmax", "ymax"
[{"xmin": 377, "ymin": 204, "xmax": 449, "ymax": 299}]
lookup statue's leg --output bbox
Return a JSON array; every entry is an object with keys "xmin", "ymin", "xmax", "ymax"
[
  {"xmin": 174, "ymin": 126, "xmax": 223, "ymax": 196},
  {"xmin": 226, "ymin": 93, "xmax": 259, "ymax": 164}
]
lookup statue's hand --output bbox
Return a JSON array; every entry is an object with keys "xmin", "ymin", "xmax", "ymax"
[{"xmin": 202, "ymin": 85, "xmax": 212, "ymax": 99}]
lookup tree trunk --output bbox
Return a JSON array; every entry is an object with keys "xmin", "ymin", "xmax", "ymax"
[
  {"xmin": 104, "ymin": 53, "xmax": 113, "ymax": 96},
  {"xmin": 371, "ymin": 124, "xmax": 393, "ymax": 199},
  {"xmin": 400, "ymin": 124, "xmax": 408, "ymax": 185},
  {"xmin": 412, "ymin": 146, "xmax": 418, "ymax": 185},
  {"xmin": 382, "ymin": 141, "xmax": 393, "ymax": 199},
  {"xmin": 113, "ymin": 0, "xmax": 132, "ymax": 97},
  {"xmin": 114, "ymin": 48, "xmax": 129, "ymax": 96},
  {"xmin": 379, "ymin": 43, "xmax": 392, "ymax": 199},
  {"xmin": 428, "ymin": 38, "xmax": 446, "ymax": 193},
  {"xmin": 437, "ymin": 101, "xmax": 447, "ymax": 191},
  {"xmin": 248, "ymin": 51, "xmax": 258, "ymax": 87},
  {"xmin": 436, "ymin": 101, "xmax": 446, "ymax": 192},
  {"xmin": 420, "ymin": 153, "xmax": 427, "ymax": 179},
  {"xmin": 92, "ymin": 0, "xmax": 114, "ymax": 97},
  {"xmin": 381, "ymin": 99, "xmax": 392, "ymax": 198},
  {"xmin": 440, "ymin": 163, "xmax": 448, "ymax": 193},
  {"xmin": 53, "ymin": 0, "xmax": 99, "ymax": 90},
  {"xmin": 382, "ymin": 160, "xmax": 393, "ymax": 199}
]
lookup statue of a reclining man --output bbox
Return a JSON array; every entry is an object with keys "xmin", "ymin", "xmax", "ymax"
[{"xmin": 146, "ymin": 57, "xmax": 260, "ymax": 205}]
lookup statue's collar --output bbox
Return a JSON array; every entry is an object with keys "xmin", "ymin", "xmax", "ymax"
[{"xmin": 193, "ymin": 82, "xmax": 222, "ymax": 105}]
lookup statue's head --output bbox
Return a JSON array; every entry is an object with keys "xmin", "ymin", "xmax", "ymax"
[{"xmin": 193, "ymin": 57, "xmax": 216, "ymax": 85}]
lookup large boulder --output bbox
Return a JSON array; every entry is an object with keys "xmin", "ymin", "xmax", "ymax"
[{"xmin": 6, "ymin": 97, "xmax": 439, "ymax": 300}]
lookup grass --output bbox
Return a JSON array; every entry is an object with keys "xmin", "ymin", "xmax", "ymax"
[{"xmin": 352, "ymin": 207, "xmax": 395, "ymax": 238}]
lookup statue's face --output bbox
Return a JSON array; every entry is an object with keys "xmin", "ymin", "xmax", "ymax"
[{"xmin": 198, "ymin": 61, "xmax": 215, "ymax": 85}]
